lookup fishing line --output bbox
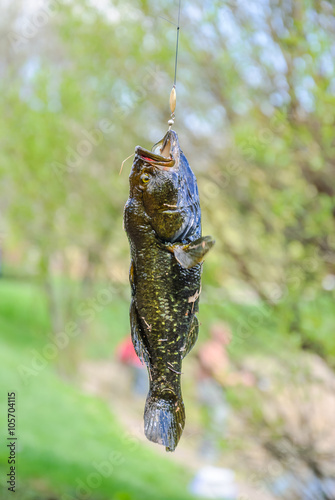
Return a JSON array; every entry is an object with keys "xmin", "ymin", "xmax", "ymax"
[
  {"xmin": 173, "ymin": 0, "xmax": 181, "ymax": 88},
  {"xmin": 168, "ymin": 0, "xmax": 181, "ymax": 129},
  {"xmin": 120, "ymin": 2, "xmax": 182, "ymax": 173}
]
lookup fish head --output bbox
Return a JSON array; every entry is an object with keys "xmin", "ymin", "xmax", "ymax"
[{"xmin": 129, "ymin": 130, "xmax": 201, "ymax": 243}]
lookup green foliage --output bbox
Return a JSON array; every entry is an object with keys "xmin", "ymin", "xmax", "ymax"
[
  {"xmin": 1, "ymin": 1, "xmax": 334, "ymax": 308},
  {"xmin": 1, "ymin": 1, "xmax": 335, "ymax": 497}
]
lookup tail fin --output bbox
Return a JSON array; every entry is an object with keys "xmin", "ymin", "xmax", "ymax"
[{"xmin": 144, "ymin": 392, "xmax": 185, "ymax": 452}]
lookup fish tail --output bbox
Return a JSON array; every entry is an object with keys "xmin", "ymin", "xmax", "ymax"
[{"xmin": 144, "ymin": 391, "xmax": 185, "ymax": 452}]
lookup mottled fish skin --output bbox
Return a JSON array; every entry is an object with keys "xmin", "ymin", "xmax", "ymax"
[{"xmin": 124, "ymin": 130, "xmax": 214, "ymax": 451}]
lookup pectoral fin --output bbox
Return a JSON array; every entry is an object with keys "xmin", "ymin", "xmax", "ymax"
[{"xmin": 171, "ymin": 236, "xmax": 215, "ymax": 269}]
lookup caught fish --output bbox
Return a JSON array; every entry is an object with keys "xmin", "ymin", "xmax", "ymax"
[{"xmin": 124, "ymin": 129, "xmax": 214, "ymax": 451}]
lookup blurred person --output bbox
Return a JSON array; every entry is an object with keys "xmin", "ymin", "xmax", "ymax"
[{"xmin": 116, "ymin": 336, "xmax": 148, "ymax": 396}]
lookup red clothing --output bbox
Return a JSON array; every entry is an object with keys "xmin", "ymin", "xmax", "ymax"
[{"xmin": 116, "ymin": 337, "xmax": 143, "ymax": 368}]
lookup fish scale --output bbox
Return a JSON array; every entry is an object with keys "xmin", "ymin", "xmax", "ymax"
[{"xmin": 124, "ymin": 129, "xmax": 214, "ymax": 451}]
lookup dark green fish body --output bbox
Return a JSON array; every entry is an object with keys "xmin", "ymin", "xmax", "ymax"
[{"xmin": 124, "ymin": 130, "xmax": 214, "ymax": 451}]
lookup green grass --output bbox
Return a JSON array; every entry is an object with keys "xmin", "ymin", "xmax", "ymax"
[
  {"xmin": 0, "ymin": 280, "xmax": 50, "ymax": 348},
  {"xmin": 0, "ymin": 278, "xmax": 333, "ymax": 499},
  {"xmin": 0, "ymin": 279, "xmax": 195, "ymax": 500}
]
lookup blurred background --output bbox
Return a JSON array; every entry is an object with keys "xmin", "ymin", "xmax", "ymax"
[{"xmin": 1, "ymin": 0, "xmax": 335, "ymax": 499}]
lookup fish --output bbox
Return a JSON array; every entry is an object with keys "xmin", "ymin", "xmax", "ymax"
[{"xmin": 123, "ymin": 129, "xmax": 215, "ymax": 451}]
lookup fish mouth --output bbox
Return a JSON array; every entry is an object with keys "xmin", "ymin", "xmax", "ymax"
[{"xmin": 135, "ymin": 131, "xmax": 178, "ymax": 169}]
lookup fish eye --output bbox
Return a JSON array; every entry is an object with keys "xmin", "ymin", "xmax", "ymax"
[{"xmin": 140, "ymin": 173, "xmax": 151, "ymax": 184}]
